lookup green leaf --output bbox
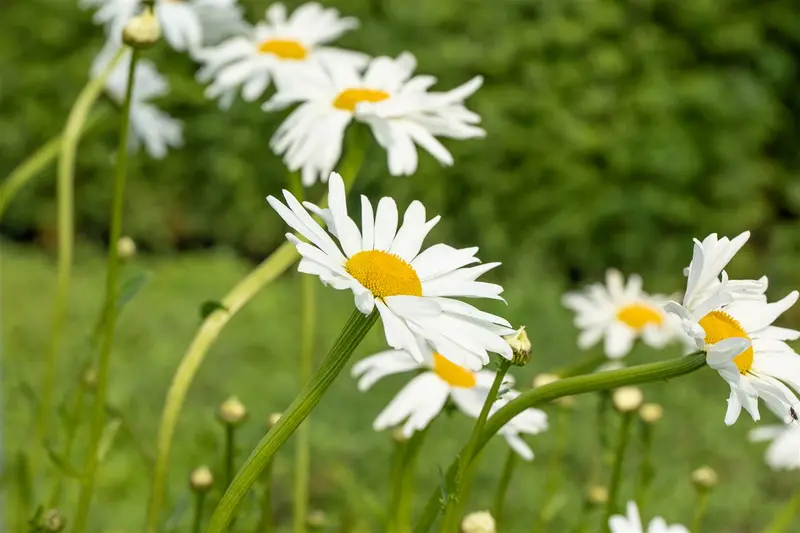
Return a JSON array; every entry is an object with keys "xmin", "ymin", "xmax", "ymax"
[
  {"xmin": 96, "ymin": 418, "xmax": 122, "ymax": 463},
  {"xmin": 199, "ymin": 300, "xmax": 228, "ymax": 320},
  {"xmin": 116, "ymin": 271, "xmax": 152, "ymax": 311}
]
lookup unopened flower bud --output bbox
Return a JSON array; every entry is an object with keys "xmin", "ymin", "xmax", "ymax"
[
  {"xmin": 505, "ymin": 326, "xmax": 531, "ymax": 366},
  {"xmin": 268, "ymin": 412, "xmax": 282, "ymax": 428},
  {"xmin": 532, "ymin": 373, "xmax": 576, "ymax": 408},
  {"xmin": 461, "ymin": 510, "xmax": 495, "ymax": 533},
  {"xmin": 189, "ymin": 466, "xmax": 214, "ymax": 492},
  {"xmin": 587, "ymin": 485, "xmax": 608, "ymax": 505},
  {"xmin": 122, "ymin": 6, "xmax": 161, "ymax": 49},
  {"xmin": 639, "ymin": 403, "xmax": 663, "ymax": 424},
  {"xmin": 40, "ymin": 509, "xmax": 65, "ymax": 532},
  {"xmin": 217, "ymin": 396, "xmax": 247, "ymax": 426},
  {"xmin": 391, "ymin": 426, "xmax": 408, "ymax": 443},
  {"xmin": 117, "ymin": 236, "xmax": 136, "ymax": 259},
  {"xmin": 612, "ymin": 386, "xmax": 643, "ymax": 413},
  {"xmin": 691, "ymin": 466, "xmax": 718, "ymax": 490},
  {"xmin": 81, "ymin": 367, "xmax": 97, "ymax": 391},
  {"xmin": 306, "ymin": 510, "xmax": 327, "ymax": 529}
]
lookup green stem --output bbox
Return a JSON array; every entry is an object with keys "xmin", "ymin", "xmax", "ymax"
[
  {"xmin": 396, "ymin": 428, "xmax": 431, "ymax": 531},
  {"xmin": 225, "ymin": 424, "xmax": 236, "ymax": 489},
  {"xmin": 691, "ymin": 489, "xmax": 710, "ymax": 533},
  {"xmin": 193, "ymin": 492, "xmax": 207, "ymax": 533},
  {"xmin": 48, "ymin": 384, "xmax": 86, "ymax": 507},
  {"xmin": 413, "ymin": 353, "xmax": 707, "ymax": 533},
  {"xmin": 204, "ymin": 309, "xmax": 378, "ymax": 533},
  {"xmin": 635, "ymin": 421, "xmax": 654, "ymax": 514},
  {"xmin": 491, "ymin": 449, "xmax": 518, "ymax": 530},
  {"xmin": 602, "ymin": 411, "xmax": 634, "ymax": 532},
  {"xmin": 72, "ymin": 48, "xmax": 139, "ymax": 533},
  {"xmin": 593, "ymin": 392, "xmax": 612, "ymax": 486},
  {"xmin": 256, "ymin": 460, "xmax": 275, "ymax": 533},
  {"xmin": 532, "ymin": 407, "xmax": 572, "ymax": 533},
  {"xmin": 387, "ymin": 436, "xmax": 407, "ymax": 533},
  {"xmin": 441, "ymin": 360, "xmax": 511, "ymax": 532},
  {"xmin": 762, "ymin": 489, "xmax": 800, "ymax": 533},
  {"xmin": 34, "ymin": 47, "xmax": 124, "ymax": 450}
]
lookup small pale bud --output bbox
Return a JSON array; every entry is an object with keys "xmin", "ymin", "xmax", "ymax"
[
  {"xmin": 40, "ymin": 509, "xmax": 65, "ymax": 532},
  {"xmin": 218, "ymin": 396, "xmax": 247, "ymax": 426},
  {"xmin": 505, "ymin": 326, "xmax": 531, "ymax": 366},
  {"xmin": 122, "ymin": 6, "xmax": 161, "ymax": 49},
  {"xmin": 587, "ymin": 485, "xmax": 608, "ymax": 505},
  {"xmin": 461, "ymin": 510, "xmax": 496, "ymax": 533},
  {"xmin": 81, "ymin": 367, "xmax": 97, "ymax": 391},
  {"xmin": 639, "ymin": 403, "xmax": 664, "ymax": 423},
  {"xmin": 612, "ymin": 386, "xmax": 643, "ymax": 413},
  {"xmin": 391, "ymin": 426, "xmax": 408, "ymax": 443},
  {"xmin": 117, "ymin": 236, "xmax": 137, "ymax": 259},
  {"xmin": 268, "ymin": 412, "xmax": 282, "ymax": 428},
  {"xmin": 532, "ymin": 373, "xmax": 576, "ymax": 408},
  {"xmin": 306, "ymin": 510, "xmax": 327, "ymax": 529},
  {"xmin": 189, "ymin": 466, "xmax": 214, "ymax": 492},
  {"xmin": 691, "ymin": 466, "xmax": 718, "ymax": 489}
]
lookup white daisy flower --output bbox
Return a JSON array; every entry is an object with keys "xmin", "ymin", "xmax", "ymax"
[
  {"xmin": 609, "ymin": 501, "xmax": 688, "ymax": 533},
  {"xmin": 352, "ymin": 346, "xmax": 548, "ymax": 459},
  {"xmin": 749, "ymin": 421, "xmax": 800, "ymax": 471},
  {"xmin": 92, "ymin": 46, "xmax": 184, "ymax": 159},
  {"xmin": 562, "ymin": 269, "xmax": 680, "ymax": 359},
  {"xmin": 263, "ymin": 52, "xmax": 485, "ymax": 186},
  {"xmin": 195, "ymin": 2, "xmax": 369, "ymax": 109},
  {"xmin": 267, "ymin": 171, "xmax": 513, "ymax": 370},
  {"xmin": 81, "ymin": 0, "xmax": 243, "ymax": 52},
  {"xmin": 665, "ymin": 231, "xmax": 800, "ymax": 425}
]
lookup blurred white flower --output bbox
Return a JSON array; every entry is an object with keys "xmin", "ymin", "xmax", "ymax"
[
  {"xmin": 352, "ymin": 345, "xmax": 547, "ymax": 459},
  {"xmin": 562, "ymin": 269, "xmax": 681, "ymax": 359},
  {"xmin": 93, "ymin": 46, "xmax": 183, "ymax": 159},
  {"xmin": 263, "ymin": 52, "xmax": 485, "ymax": 186},
  {"xmin": 267, "ymin": 171, "xmax": 513, "ymax": 370},
  {"xmin": 195, "ymin": 2, "xmax": 368, "ymax": 108},
  {"xmin": 750, "ymin": 421, "xmax": 800, "ymax": 471},
  {"xmin": 609, "ymin": 501, "xmax": 688, "ymax": 533},
  {"xmin": 666, "ymin": 232, "xmax": 800, "ymax": 425}
]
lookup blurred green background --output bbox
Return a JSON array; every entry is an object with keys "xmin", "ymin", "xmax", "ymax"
[{"xmin": 2, "ymin": 0, "xmax": 800, "ymax": 531}]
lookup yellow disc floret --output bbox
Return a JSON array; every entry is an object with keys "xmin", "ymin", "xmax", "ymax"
[
  {"xmin": 698, "ymin": 310, "xmax": 753, "ymax": 374},
  {"xmin": 344, "ymin": 250, "xmax": 422, "ymax": 299},
  {"xmin": 258, "ymin": 39, "xmax": 308, "ymax": 60},
  {"xmin": 333, "ymin": 88, "xmax": 390, "ymax": 112},
  {"xmin": 433, "ymin": 353, "xmax": 476, "ymax": 388},
  {"xmin": 616, "ymin": 303, "xmax": 664, "ymax": 331}
]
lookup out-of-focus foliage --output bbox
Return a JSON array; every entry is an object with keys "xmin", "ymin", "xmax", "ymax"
[{"xmin": 2, "ymin": 0, "xmax": 800, "ymax": 284}]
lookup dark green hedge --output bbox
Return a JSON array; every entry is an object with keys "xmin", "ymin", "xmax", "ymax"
[{"xmin": 2, "ymin": 0, "xmax": 800, "ymax": 285}]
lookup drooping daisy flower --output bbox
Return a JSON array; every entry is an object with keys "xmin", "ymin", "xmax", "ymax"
[
  {"xmin": 92, "ymin": 46, "xmax": 184, "ymax": 159},
  {"xmin": 263, "ymin": 52, "xmax": 485, "ymax": 186},
  {"xmin": 562, "ymin": 269, "xmax": 680, "ymax": 359},
  {"xmin": 352, "ymin": 346, "xmax": 548, "ymax": 459},
  {"xmin": 609, "ymin": 501, "xmax": 688, "ymax": 533},
  {"xmin": 665, "ymin": 231, "xmax": 800, "ymax": 425},
  {"xmin": 267, "ymin": 171, "xmax": 513, "ymax": 370},
  {"xmin": 195, "ymin": 2, "xmax": 369, "ymax": 109},
  {"xmin": 749, "ymin": 418, "xmax": 800, "ymax": 471}
]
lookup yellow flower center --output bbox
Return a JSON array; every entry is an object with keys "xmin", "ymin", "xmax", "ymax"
[
  {"xmin": 258, "ymin": 39, "xmax": 308, "ymax": 60},
  {"xmin": 332, "ymin": 88, "xmax": 390, "ymax": 112},
  {"xmin": 433, "ymin": 353, "xmax": 476, "ymax": 388},
  {"xmin": 698, "ymin": 310, "xmax": 753, "ymax": 374},
  {"xmin": 616, "ymin": 303, "xmax": 664, "ymax": 331},
  {"xmin": 344, "ymin": 250, "xmax": 422, "ymax": 299}
]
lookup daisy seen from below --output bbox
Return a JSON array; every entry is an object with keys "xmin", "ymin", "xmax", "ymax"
[
  {"xmin": 609, "ymin": 501, "xmax": 688, "ymax": 533},
  {"xmin": 665, "ymin": 231, "xmax": 800, "ymax": 425},
  {"xmin": 263, "ymin": 52, "xmax": 485, "ymax": 186},
  {"xmin": 267, "ymin": 171, "xmax": 513, "ymax": 371},
  {"xmin": 195, "ymin": 2, "xmax": 368, "ymax": 109},
  {"xmin": 92, "ymin": 46, "xmax": 184, "ymax": 159},
  {"xmin": 352, "ymin": 345, "xmax": 548, "ymax": 459},
  {"xmin": 749, "ymin": 412, "xmax": 800, "ymax": 471},
  {"xmin": 562, "ymin": 269, "xmax": 680, "ymax": 359}
]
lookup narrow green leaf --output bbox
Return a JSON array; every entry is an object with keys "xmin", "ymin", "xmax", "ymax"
[
  {"xmin": 44, "ymin": 444, "xmax": 83, "ymax": 479},
  {"xmin": 97, "ymin": 418, "xmax": 122, "ymax": 463},
  {"xmin": 117, "ymin": 271, "xmax": 152, "ymax": 311}
]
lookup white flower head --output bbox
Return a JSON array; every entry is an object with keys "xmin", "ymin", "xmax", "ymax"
[
  {"xmin": 195, "ymin": 2, "xmax": 368, "ymax": 108},
  {"xmin": 263, "ymin": 52, "xmax": 485, "ymax": 186},
  {"xmin": 352, "ymin": 346, "xmax": 547, "ymax": 459},
  {"xmin": 609, "ymin": 501, "xmax": 689, "ymax": 533},
  {"xmin": 267, "ymin": 172, "xmax": 513, "ymax": 370},
  {"xmin": 665, "ymin": 231, "xmax": 800, "ymax": 425},
  {"xmin": 92, "ymin": 46, "xmax": 184, "ymax": 159},
  {"xmin": 750, "ymin": 419, "xmax": 800, "ymax": 471},
  {"xmin": 562, "ymin": 269, "xmax": 681, "ymax": 359}
]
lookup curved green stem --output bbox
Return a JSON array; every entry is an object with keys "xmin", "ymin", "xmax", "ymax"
[
  {"xmin": 34, "ymin": 47, "xmax": 124, "ymax": 449},
  {"xmin": 762, "ymin": 488, "xmax": 800, "ymax": 533},
  {"xmin": 602, "ymin": 411, "xmax": 634, "ymax": 532},
  {"xmin": 691, "ymin": 489, "xmax": 710, "ymax": 533},
  {"xmin": 204, "ymin": 309, "xmax": 378, "ymax": 533},
  {"xmin": 491, "ymin": 449, "xmax": 517, "ymax": 530},
  {"xmin": 413, "ymin": 353, "xmax": 707, "ymax": 533},
  {"xmin": 72, "ymin": 48, "xmax": 139, "ymax": 533}
]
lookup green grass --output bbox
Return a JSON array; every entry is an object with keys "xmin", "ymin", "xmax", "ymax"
[{"xmin": 2, "ymin": 239, "xmax": 797, "ymax": 533}]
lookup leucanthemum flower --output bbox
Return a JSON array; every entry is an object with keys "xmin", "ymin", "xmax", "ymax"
[
  {"xmin": 749, "ymin": 418, "xmax": 800, "ymax": 471},
  {"xmin": 195, "ymin": 2, "xmax": 368, "ymax": 109},
  {"xmin": 609, "ymin": 501, "xmax": 688, "ymax": 533},
  {"xmin": 267, "ymin": 172, "xmax": 513, "ymax": 370},
  {"xmin": 665, "ymin": 231, "xmax": 800, "ymax": 425},
  {"xmin": 562, "ymin": 269, "xmax": 680, "ymax": 359},
  {"xmin": 263, "ymin": 52, "xmax": 485, "ymax": 186},
  {"xmin": 92, "ymin": 46, "xmax": 184, "ymax": 159},
  {"xmin": 352, "ymin": 346, "xmax": 548, "ymax": 459}
]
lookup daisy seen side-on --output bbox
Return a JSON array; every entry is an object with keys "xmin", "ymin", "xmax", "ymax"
[
  {"xmin": 609, "ymin": 501, "xmax": 689, "ymax": 533},
  {"xmin": 263, "ymin": 52, "xmax": 485, "ymax": 186},
  {"xmin": 562, "ymin": 269, "xmax": 682, "ymax": 359},
  {"xmin": 267, "ymin": 171, "xmax": 513, "ymax": 371},
  {"xmin": 352, "ymin": 345, "xmax": 548, "ymax": 459},
  {"xmin": 195, "ymin": 2, "xmax": 369, "ymax": 109},
  {"xmin": 749, "ymin": 415, "xmax": 800, "ymax": 471}
]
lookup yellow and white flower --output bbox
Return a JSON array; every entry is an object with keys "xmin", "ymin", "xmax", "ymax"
[
  {"xmin": 562, "ymin": 269, "xmax": 680, "ymax": 359},
  {"xmin": 352, "ymin": 346, "xmax": 548, "ymax": 459},
  {"xmin": 665, "ymin": 231, "xmax": 800, "ymax": 425},
  {"xmin": 267, "ymin": 172, "xmax": 513, "ymax": 370},
  {"xmin": 195, "ymin": 3, "xmax": 368, "ymax": 108},
  {"xmin": 609, "ymin": 501, "xmax": 688, "ymax": 533},
  {"xmin": 749, "ymin": 418, "xmax": 800, "ymax": 471},
  {"xmin": 263, "ymin": 52, "xmax": 485, "ymax": 186}
]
